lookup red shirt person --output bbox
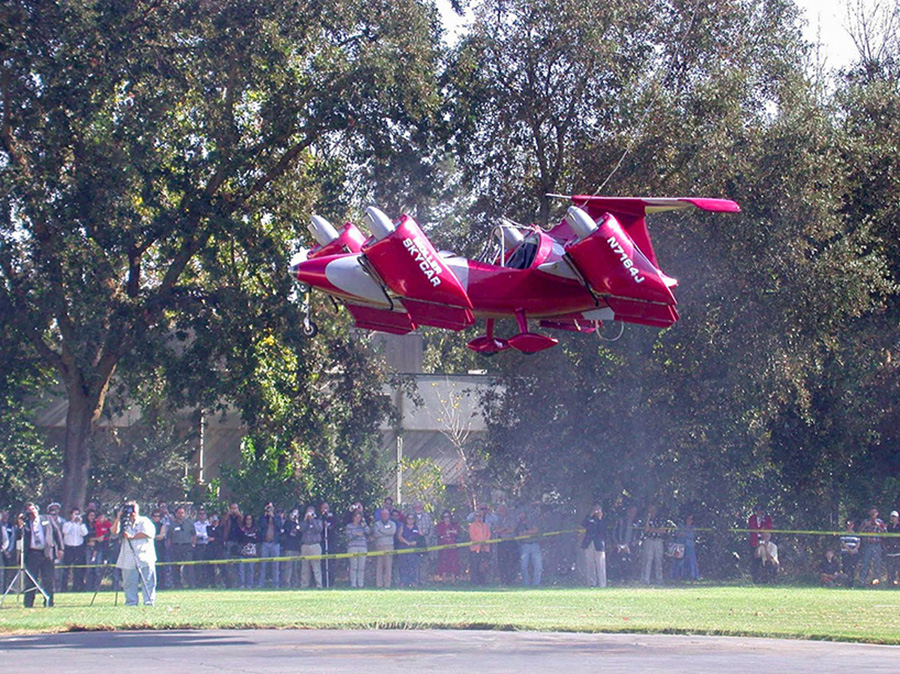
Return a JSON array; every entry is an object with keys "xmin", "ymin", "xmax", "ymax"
[{"xmin": 748, "ymin": 505, "xmax": 772, "ymax": 548}]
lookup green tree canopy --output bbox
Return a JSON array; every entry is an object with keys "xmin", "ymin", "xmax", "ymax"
[{"xmin": 0, "ymin": 0, "xmax": 442, "ymax": 508}]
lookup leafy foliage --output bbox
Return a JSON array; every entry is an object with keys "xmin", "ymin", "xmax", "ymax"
[
  {"xmin": 448, "ymin": 0, "xmax": 899, "ymax": 577},
  {"xmin": 0, "ymin": 0, "xmax": 442, "ymax": 508}
]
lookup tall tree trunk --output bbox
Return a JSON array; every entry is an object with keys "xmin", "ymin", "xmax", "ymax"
[{"xmin": 60, "ymin": 386, "xmax": 97, "ymax": 511}]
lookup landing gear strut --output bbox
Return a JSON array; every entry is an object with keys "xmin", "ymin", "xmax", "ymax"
[{"xmin": 300, "ymin": 288, "xmax": 318, "ymax": 338}]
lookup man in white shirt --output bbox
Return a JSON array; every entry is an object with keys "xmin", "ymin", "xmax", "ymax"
[
  {"xmin": 61, "ymin": 508, "xmax": 89, "ymax": 592},
  {"xmin": 114, "ymin": 502, "xmax": 157, "ymax": 606}
]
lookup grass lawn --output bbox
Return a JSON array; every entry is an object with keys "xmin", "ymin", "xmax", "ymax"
[{"xmin": 2, "ymin": 585, "xmax": 899, "ymax": 643}]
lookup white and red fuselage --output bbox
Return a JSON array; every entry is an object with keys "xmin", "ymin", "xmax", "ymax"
[{"xmin": 291, "ymin": 196, "xmax": 739, "ymax": 353}]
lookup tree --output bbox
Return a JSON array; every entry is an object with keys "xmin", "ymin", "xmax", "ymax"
[
  {"xmin": 445, "ymin": 0, "xmax": 659, "ymax": 226},
  {"xmin": 0, "ymin": 0, "xmax": 442, "ymax": 508},
  {"xmin": 451, "ymin": 0, "xmax": 896, "ymax": 574},
  {"xmin": 0, "ymin": 295, "xmax": 58, "ymax": 508}
]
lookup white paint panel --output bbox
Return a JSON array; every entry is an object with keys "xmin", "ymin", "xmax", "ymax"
[
  {"xmin": 443, "ymin": 257, "xmax": 470, "ymax": 290},
  {"xmin": 537, "ymin": 259, "xmax": 579, "ymax": 279},
  {"xmin": 581, "ymin": 308, "xmax": 615, "ymax": 321},
  {"xmin": 325, "ymin": 255, "xmax": 391, "ymax": 306}
]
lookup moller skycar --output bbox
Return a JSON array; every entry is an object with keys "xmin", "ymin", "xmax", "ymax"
[{"xmin": 290, "ymin": 195, "xmax": 740, "ymax": 353}]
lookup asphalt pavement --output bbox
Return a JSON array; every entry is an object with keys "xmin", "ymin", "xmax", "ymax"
[{"xmin": 1, "ymin": 629, "xmax": 897, "ymax": 673}]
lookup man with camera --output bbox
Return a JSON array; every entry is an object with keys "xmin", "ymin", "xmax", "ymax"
[
  {"xmin": 299, "ymin": 506, "xmax": 324, "ymax": 588},
  {"xmin": 258, "ymin": 503, "xmax": 283, "ymax": 588},
  {"xmin": 16, "ymin": 502, "xmax": 63, "ymax": 607},
  {"xmin": 113, "ymin": 501, "xmax": 157, "ymax": 606},
  {"xmin": 280, "ymin": 508, "xmax": 302, "ymax": 587},
  {"xmin": 61, "ymin": 508, "xmax": 89, "ymax": 592}
]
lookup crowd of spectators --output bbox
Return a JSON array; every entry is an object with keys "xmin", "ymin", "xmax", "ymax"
[{"xmin": 2, "ymin": 498, "xmax": 899, "ymax": 596}]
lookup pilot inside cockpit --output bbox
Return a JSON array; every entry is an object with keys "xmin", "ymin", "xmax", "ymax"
[{"xmin": 499, "ymin": 226, "xmax": 540, "ymax": 270}]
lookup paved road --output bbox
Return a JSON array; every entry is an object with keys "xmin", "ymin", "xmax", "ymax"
[{"xmin": 1, "ymin": 629, "xmax": 897, "ymax": 673}]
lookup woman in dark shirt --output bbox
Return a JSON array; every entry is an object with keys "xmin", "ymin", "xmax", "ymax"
[
  {"xmin": 239, "ymin": 514, "xmax": 259, "ymax": 589},
  {"xmin": 581, "ymin": 504, "xmax": 608, "ymax": 587},
  {"xmin": 396, "ymin": 514, "xmax": 421, "ymax": 586}
]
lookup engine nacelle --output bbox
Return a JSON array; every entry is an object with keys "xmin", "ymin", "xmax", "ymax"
[
  {"xmin": 306, "ymin": 216, "xmax": 367, "ymax": 259},
  {"xmin": 308, "ymin": 215, "xmax": 340, "ymax": 247},
  {"xmin": 361, "ymin": 212, "xmax": 474, "ymax": 330},
  {"xmin": 564, "ymin": 206, "xmax": 677, "ymax": 306},
  {"xmin": 564, "ymin": 205, "xmax": 598, "ymax": 241},
  {"xmin": 365, "ymin": 206, "xmax": 397, "ymax": 241}
]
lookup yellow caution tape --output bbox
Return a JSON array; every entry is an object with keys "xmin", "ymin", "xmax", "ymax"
[{"xmin": 49, "ymin": 525, "xmax": 900, "ymax": 570}]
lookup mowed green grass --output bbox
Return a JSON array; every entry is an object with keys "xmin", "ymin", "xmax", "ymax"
[{"xmin": 1, "ymin": 586, "xmax": 899, "ymax": 643}]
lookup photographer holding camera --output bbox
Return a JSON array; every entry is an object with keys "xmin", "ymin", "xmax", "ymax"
[
  {"xmin": 113, "ymin": 501, "xmax": 157, "ymax": 606},
  {"xmin": 299, "ymin": 506, "xmax": 323, "ymax": 588}
]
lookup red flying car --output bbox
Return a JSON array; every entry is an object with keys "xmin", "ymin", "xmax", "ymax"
[{"xmin": 290, "ymin": 195, "xmax": 740, "ymax": 353}]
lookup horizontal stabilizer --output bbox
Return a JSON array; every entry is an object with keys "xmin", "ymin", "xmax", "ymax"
[{"xmin": 549, "ymin": 195, "xmax": 740, "ymax": 267}]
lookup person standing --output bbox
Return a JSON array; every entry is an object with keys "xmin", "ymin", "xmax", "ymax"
[
  {"xmin": 166, "ymin": 506, "xmax": 195, "ymax": 589},
  {"xmin": 467, "ymin": 510, "xmax": 491, "ymax": 585},
  {"xmin": 884, "ymin": 510, "xmax": 900, "ymax": 587},
  {"xmin": 238, "ymin": 514, "xmax": 259, "ymax": 589},
  {"xmin": 153, "ymin": 501, "xmax": 172, "ymax": 588},
  {"xmin": 258, "ymin": 503, "xmax": 282, "ymax": 588},
  {"xmin": 611, "ymin": 504, "xmax": 639, "ymax": 582},
  {"xmin": 149, "ymin": 509, "xmax": 168, "ymax": 586},
  {"xmin": 192, "ymin": 508, "xmax": 213, "ymax": 588},
  {"xmin": 641, "ymin": 505, "xmax": 666, "ymax": 584},
  {"xmin": 45, "ymin": 502, "xmax": 65, "ymax": 590},
  {"xmin": 840, "ymin": 520, "xmax": 861, "ymax": 587},
  {"xmin": 396, "ymin": 513, "xmax": 421, "ymax": 587},
  {"xmin": 748, "ymin": 505, "xmax": 773, "ymax": 583},
  {"xmin": 319, "ymin": 502, "xmax": 337, "ymax": 589},
  {"xmin": 345, "ymin": 510, "xmax": 371, "ymax": 588},
  {"xmin": 280, "ymin": 508, "xmax": 302, "ymax": 588},
  {"xmin": 1, "ymin": 511, "xmax": 16, "ymax": 592},
  {"xmin": 299, "ymin": 507, "xmax": 324, "ymax": 588},
  {"xmin": 858, "ymin": 507, "xmax": 887, "ymax": 586},
  {"xmin": 411, "ymin": 501, "xmax": 434, "ymax": 583},
  {"xmin": 581, "ymin": 504, "xmax": 607, "ymax": 588},
  {"xmin": 17, "ymin": 503, "xmax": 61, "ymax": 607},
  {"xmin": 516, "ymin": 509, "xmax": 542, "ymax": 586},
  {"xmin": 83, "ymin": 510, "xmax": 99, "ymax": 591},
  {"xmin": 221, "ymin": 503, "xmax": 243, "ymax": 588},
  {"xmin": 373, "ymin": 508, "xmax": 397, "ymax": 588},
  {"xmin": 435, "ymin": 510, "xmax": 460, "ymax": 583},
  {"xmin": 113, "ymin": 502, "xmax": 157, "ymax": 606},
  {"xmin": 61, "ymin": 508, "xmax": 89, "ymax": 592},
  {"xmin": 206, "ymin": 513, "xmax": 225, "ymax": 588},
  {"xmin": 493, "ymin": 504, "xmax": 518, "ymax": 585}
]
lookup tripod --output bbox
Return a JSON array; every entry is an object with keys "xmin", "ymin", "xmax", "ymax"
[
  {"xmin": 323, "ymin": 526, "xmax": 330, "ymax": 589},
  {"xmin": 1, "ymin": 539, "xmax": 50, "ymax": 608},
  {"xmin": 88, "ymin": 560, "xmax": 125, "ymax": 606}
]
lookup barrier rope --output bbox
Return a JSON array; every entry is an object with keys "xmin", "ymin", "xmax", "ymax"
[{"xmin": 45, "ymin": 525, "xmax": 900, "ymax": 571}]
